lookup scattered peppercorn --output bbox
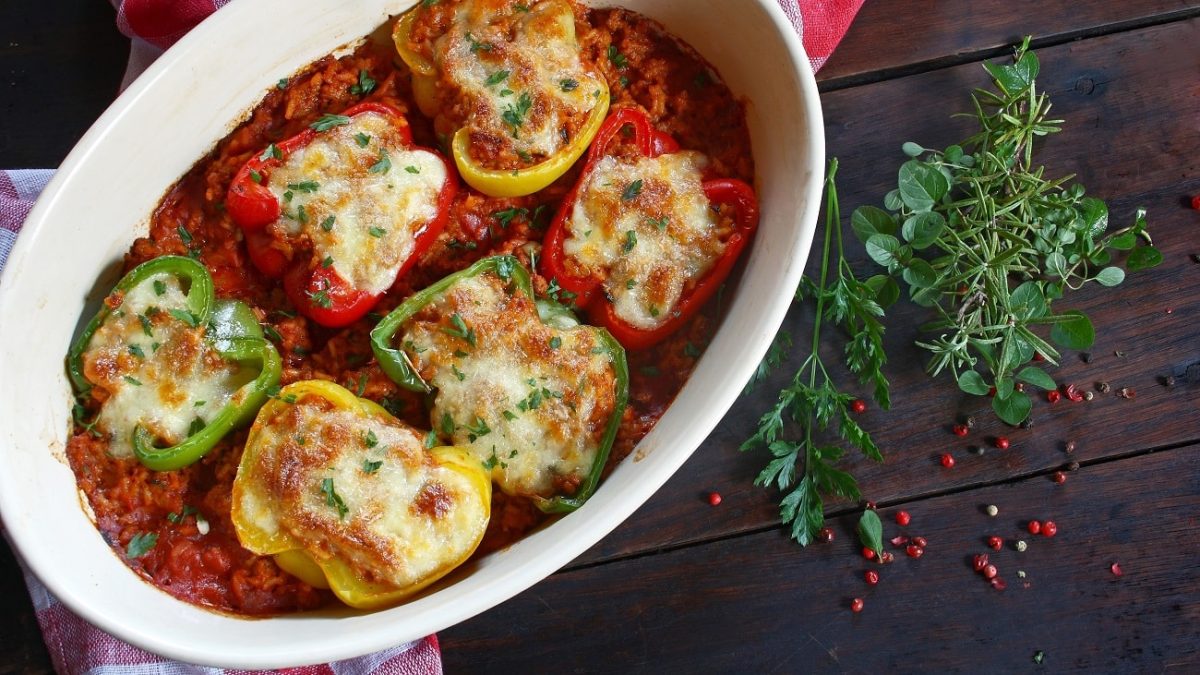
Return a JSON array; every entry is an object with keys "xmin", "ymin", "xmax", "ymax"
[
  {"xmin": 1046, "ymin": 390, "xmax": 1061, "ymax": 403},
  {"xmin": 906, "ymin": 545, "xmax": 923, "ymax": 558},
  {"xmin": 1114, "ymin": 350, "xmax": 1126, "ymax": 358},
  {"xmin": 1020, "ymin": 418, "xmax": 1034, "ymax": 430},
  {"xmin": 1067, "ymin": 461, "xmax": 1081, "ymax": 472},
  {"xmin": 987, "ymin": 536, "xmax": 1003, "ymax": 550},
  {"xmin": 1016, "ymin": 540, "xmax": 1028, "ymax": 552},
  {"xmin": 1162, "ymin": 375, "xmax": 1176, "ymax": 387},
  {"xmin": 986, "ymin": 504, "xmax": 999, "ymax": 517},
  {"xmin": 890, "ymin": 535, "xmax": 910, "ymax": 548},
  {"xmin": 991, "ymin": 577, "xmax": 1007, "ymax": 591},
  {"xmin": 994, "ymin": 437, "xmax": 1010, "ymax": 450},
  {"xmin": 817, "ymin": 527, "xmax": 834, "ymax": 543},
  {"xmin": 1063, "ymin": 384, "xmax": 1084, "ymax": 402},
  {"xmin": 973, "ymin": 554, "xmax": 989, "ymax": 572},
  {"xmin": 1191, "ymin": 195, "xmax": 1200, "ymax": 210},
  {"xmin": 1191, "ymin": 254, "xmax": 1200, "ymax": 264},
  {"xmin": 1064, "ymin": 440, "xmax": 1077, "ymax": 454},
  {"xmin": 851, "ymin": 598, "xmax": 864, "ymax": 613},
  {"xmin": 707, "ymin": 491, "xmax": 722, "ymax": 506},
  {"xmin": 1018, "ymin": 570, "xmax": 1027, "ymax": 579},
  {"xmin": 983, "ymin": 564, "xmax": 998, "ymax": 579},
  {"xmin": 1027, "ymin": 520, "xmax": 1042, "ymax": 535},
  {"xmin": 862, "ymin": 547, "xmax": 876, "ymax": 561},
  {"xmin": 864, "ymin": 570, "xmax": 879, "ymax": 585},
  {"xmin": 1118, "ymin": 387, "xmax": 1136, "ymax": 399},
  {"xmin": 912, "ymin": 536, "xmax": 928, "ymax": 548},
  {"xmin": 850, "ymin": 399, "xmax": 867, "ymax": 414},
  {"xmin": 865, "ymin": 501, "xmax": 877, "ymax": 511},
  {"xmin": 1110, "ymin": 562, "xmax": 1123, "ymax": 577},
  {"xmin": 1033, "ymin": 352, "xmax": 1045, "ymax": 362},
  {"xmin": 953, "ymin": 424, "xmax": 969, "ymax": 437},
  {"xmin": 1081, "ymin": 352, "xmax": 1093, "ymax": 363},
  {"xmin": 1042, "ymin": 521, "xmax": 1058, "ymax": 537},
  {"xmin": 1052, "ymin": 471, "xmax": 1066, "ymax": 484},
  {"xmin": 1097, "ymin": 381, "xmax": 1111, "ymax": 393},
  {"xmin": 1084, "ymin": 391, "xmax": 1094, "ymax": 401},
  {"xmin": 968, "ymin": 445, "xmax": 984, "ymax": 456},
  {"xmin": 879, "ymin": 551, "xmax": 895, "ymax": 564},
  {"xmin": 1015, "ymin": 382, "xmax": 1026, "ymax": 393},
  {"xmin": 895, "ymin": 511, "xmax": 911, "ymax": 526},
  {"xmin": 965, "ymin": 415, "xmax": 977, "ymax": 429},
  {"xmin": 940, "ymin": 453, "xmax": 955, "ymax": 468},
  {"xmin": 1033, "ymin": 649, "xmax": 1045, "ymax": 664}
]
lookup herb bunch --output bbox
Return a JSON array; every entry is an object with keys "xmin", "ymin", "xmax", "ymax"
[
  {"xmin": 852, "ymin": 38, "xmax": 1161, "ymax": 424},
  {"xmin": 741, "ymin": 160, "xmax": 889, "ymax": 546}
]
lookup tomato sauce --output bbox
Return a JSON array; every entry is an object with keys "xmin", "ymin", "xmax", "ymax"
[{"xmin": 67, "ymin": 4, "xmax": 753, "ymax": 615}]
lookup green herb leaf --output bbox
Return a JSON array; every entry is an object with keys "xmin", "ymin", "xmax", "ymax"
[
  {"xmin": 850, "ymin": 206, "xmax": 898, "ymax": 243},
  {"xmin": 349, "ymin": 69, "xmax": 377, "ymax": 96},
  {"xmin": 992, "ymin": 390, "xmax": 1032, "ymax": 426},
  {"xmin": 1126, "ymin": 246, "xmax": 1163, "ymax": 271},
  {"xmin": 362, "ymin": 459, "xmax": 383, "ymax": 474},
  {"xmin": 320, "ymin": 215, "xmax": 336, "ymax": 232},
  {"xmin": 126, "ymin": 532, "xmax": 159, "ymax": 559},
  {"xmin": 320, "ymin": 478, "xmax": 349, "ymax": 519},
  {"xmin": 310, "ymin": 113, "xmax": 352, "ymax": 132},
  {"xmin": 168, "ymin": 309, "xmax": 201, "ymax": 327},
  {"xmin": 369, "ymin": 149, "xmax": 391, "ymax": 174},
  {"xmin": 1093, "ymin": 266, "xmax": 1125, "ymax": 287},
  {"xmin": 856, "ymin": 509, "xmax": 884, "ymax": 557},
  {"xmin": 621, "ymin": 179, "xmax": 643, "ymax": 202},
  {"xmin": 957, "ymin": 370, "xmax": 991, "ymax": 395},
  {"xmin": 1049, "ymin": 310, "xmax": 1095, "ymax": 349},
  {"xmin": 260, "ymin": 144, "xmax": 283, "ymax": 162},
  {"xmin": 1016, "ymin": 366, "xmax": 1057, "ymax": 390},
  {"xmin": 354, "ymin": 132, "xmax": 371, "ymax": 148},
  {"xmin": 485, "ymin": 70, "xmax": 510, "ymax": 86}
]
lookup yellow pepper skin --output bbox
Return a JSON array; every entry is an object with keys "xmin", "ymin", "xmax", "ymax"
[
  {"xmin": 232, "ymin": 380, "xmax": 491, "ymax": 610},
  {"xmin": 392, "ymin": 4, "xmax": 610, "ymax": 197}
]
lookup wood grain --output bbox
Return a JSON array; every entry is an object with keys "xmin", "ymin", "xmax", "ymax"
[
  {"xmin": 441, "ymin": 445, "xmax": 1200, "ymax": 672},
  {"xmin": 819, "ymin": 0, "xmax": 1200, "ymax": 86},
  {"xmin": 570, "ymin": 17, "xmax": 1200, "ymax": 567}
]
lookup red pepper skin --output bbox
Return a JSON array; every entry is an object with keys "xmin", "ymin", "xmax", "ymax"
[
  {"xmin": 540, "ymin": 108, "xmax": 759, "ymax": 350},
  {"xmin": 226, "ymin": 102, "xmax": 455, "ymax": 327}
]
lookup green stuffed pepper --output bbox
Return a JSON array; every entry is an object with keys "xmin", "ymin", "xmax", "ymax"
[
  {"xmin": 370, "ymin": 255, "xmax": 628, "ymax": 513},
  {"xmin": 68, "ymin": 255, "xmax": 281, "ymax": 471}
]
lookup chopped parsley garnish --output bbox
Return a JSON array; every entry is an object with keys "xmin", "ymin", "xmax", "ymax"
[
  {"xmin": 368, "ymin": 226, "xmax": 387, "ymax": 238},
  {"xmin": 287, "ymin": 180, "xmax": 319, "ymax": 193},
  {"xmin": 310, "ymin": 113, "xmax": 352, "ymax": 132},
  {"xmin": 649, "ymin": 305, "xmax": 661, "ymax": 317},
  {"xmin": 403, "ymin": 339, "xmax": 426, "ymax": 354},
  {"xmin": 607, "ymin": 44, "xmax": 629, "ymax": 70},
  {"xmin": 495, "ymin": 256, "xmax": 515, "ymax": 280},
  {"xmin": 622, "ymin": 230, "xmax": 638, "ymax": 252},
  {"xmin": 249, "ymin": 169, "xmax": 263, "ymax": 184},
  {"xmin": 440, "ymin": 412, "xmax": 456, "ymax": 436},
  {"xmin": 122, "ymin": 375, "xmax": 143, "ymax": 386},
  {"xmin": 501, "ymin": 92, "xmax": 533, "ymax": 138},
  {"xmin": 126, "ymin": 532, "xmax": 158, "ymax": 559},
  {"xmin": 188, "ymin": 418, "xmax": 207, "ymax": 435},
  {"xmin": 621, "ymin": 179, "xmax": 643, "ymax": 201},
  {"xmin": 320, "ymin": 478, "xmax": 349, "ymax": 519},
  {"xmin": 502, "ymin": 410, "xmax": 518, "ymax": 421},
  {"xmin": 549, "ymin": 336, "xmax": 562, "ymax": 349},
  {"xmin": 283, "ymin": 190, "xmax": 294, "ymax": 202},
  {"xmin": 452, "ymin": 364, "xmax": 467, "ymax": 381},
  {"xmin": 262, "ymin": 325, "xmax": 282, "ymax": 343},
  {"xmin": 168, "ymin": 308, "xmax": 201, "ymax": 327},
  {"xmin": 296, "ymin": 204, "xmax": 309, "ymax": 224},
  {"xmin": 363, "ymin": 429, "xmax": 378, "ymax": 448},
  {"xmin": 640, "ymin": 365, "xmax": 661, "ymax": 377},
  {"xmin": 421, "ymin": 0, "xmax": 437, "ymax": 6},
  {"xmin": 647, "ymin": 215, "xmax": 669, "ymax": 230},
  {"xmin": 516, "ymin": 149, "xmax": 533, "ymax": 163},
  {"xmin": 619, "ymin": 75, "xmax": 630, "ymax": 88},
  {"xmin": 405, "ymin": 165, "xmax": 421, "ymax": 174},
  {"xmin": 194, "ymin": 400, "xmax": 206, "ymax": 407},
  {"xmin": 424, "ymin": 431, "xmax": 438, "ymax": 449},
  {"xmin": 465, "ymin": 32, "xmax": 492, "ymax": 53},
  {"xmin": 485, "ymin": 70, "xmax": 510, "ymax": 86},
  {"xmin": 349, "ymin": 69, "xmax": 377, "ymax": 96},
  {"xmin": 464, "ymin": 416, "xmax": 491, "ymax": 442},
  {"xmin": 684, "ymin": 342, "xmax": 702, "ymax": 358},
  {"xmin": 321, "ymin": 255, "xmax": 334, "ymax": 268},
  {"xmin": 441, "ymin": 313, "xmax": 477, "ymax": 346},
  {"xmin": 320, "ymin": 215, "xmax": 336, "ymax": 232},
  {"xmin": 362, "ymin": 459, "xmax": 383, "ymax": 474},
  {"xmin": 260, "ymin": 144, "xmax": 283, "ymax": 161},
  {"xmin": 369, "ymin": 149, "xmax": 391, "ymax": 174},
  {"xmin": 276, "ymin": 78, "xmax": 289, "ymax": 90},
  {"xmin": 152, "ymin": 279, "xmax": 167, "ymax": 296},
  {"xmin": 177, "ymin": 225, "xmax": 193, "ymax": 244},
  {"xmin": 545, "ymin": 278, "xmax": 578, "ymax": 307},
  {"xmin": 625, "ymin": 278, "xmax": 636, "ymax": 289},
  {"xmin": 128, "ymin": 344, "xmax": 146, "ymax": 359},
  {"xmin": 560, "ymin": 78, "xmax": 579, "ymax": 92},
  {"xmin": 354, "ymin": 132, "xmax": 371, "ymax": 148},
  {"xmin": 493, "ymin": 206, "xmax": 528, "ymax": 228},
  {"xmin": 306, "ymin": 279, "xmax": 333, "ymax": 309}
]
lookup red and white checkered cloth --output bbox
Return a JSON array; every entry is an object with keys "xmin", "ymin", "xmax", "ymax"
[{"xmin": 0, "ymin": 0, "xmax": 862, "ymax": 672}]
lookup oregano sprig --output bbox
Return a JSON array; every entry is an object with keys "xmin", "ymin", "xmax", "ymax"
[
  {"xmin": 852, "ymin": 37, "xmax": 1160, "ymax": 425},
  {"xmin": 741, "ymin": 159, "xmax": 889, "ymax": 546}
]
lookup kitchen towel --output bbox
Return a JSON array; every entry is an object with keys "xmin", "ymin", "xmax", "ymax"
[{"xmin": 0, "ymin": 0, "xmax": 864, "ymax": 672}]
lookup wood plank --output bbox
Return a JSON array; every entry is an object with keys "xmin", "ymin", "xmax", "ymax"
[
  {"xmin": 819, "ymin": 0, "xmax": 1200, "ymax": 86},
  {"xmin": 0, "ymin": 0, "xmax": 127, "ymax": 167},
  {"xmin": 570, "ymin": 17, "xmax": 1200, "ymax": 565},
  {"xmin": 0, "ymin": 543, "xmax": 51, "ymax": 674},
  {"xmin": 441, "ymin": 446, "xmax": 1200, "ymax": 672}
]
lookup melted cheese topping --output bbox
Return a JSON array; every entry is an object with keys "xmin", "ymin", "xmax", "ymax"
[
  {"xmin": 401, "ymin": 272, "xmax": 617, "ymax": 499},
  {"xmin": 81, "ymin": 274, "xmax": 247, "ymax": 457},
  {"xmin": 435, "ymin": 0, "xmax": 604, "ymax": 164},
  {"xmin": 236, "ymin": 398, "xmax": 489, "ymax": 589},
  {"xmin": 266, "ymin": 111, "xmax": 447, "ymax": 295},
  {"xmin": 564, "ymin": 151, "xmax": 724, "ymax": 329}
]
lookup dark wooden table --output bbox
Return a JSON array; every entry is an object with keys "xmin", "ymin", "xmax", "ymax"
[{"xmin": 3, "ymin": 1, "xmax": 1199, "ymax": 672}]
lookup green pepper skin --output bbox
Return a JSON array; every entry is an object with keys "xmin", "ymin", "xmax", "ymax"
[
  {"xmin": 67, "ymin": 256, "xmax": 281, "ymax": 471},
  {"xmin": 67, "ymin": 256, "xmax": 213, "ymax": 394},
  {"xmin": 370, "ymin": 255, "xmax": 629, "ymax": 513}
]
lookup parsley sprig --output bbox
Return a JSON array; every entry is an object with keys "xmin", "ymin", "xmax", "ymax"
[
  {"xmin": 741, "ymin": 160, "xmax": 889, "ymax": 546},
  {"xmin": 853, "ymin": 38, "xmax": 1160, "ymax": 424}
]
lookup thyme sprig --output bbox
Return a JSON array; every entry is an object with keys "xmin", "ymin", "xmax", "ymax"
[
  {"xmin": 741, "ymin": 160, "xmax": 889, "ymax": 546},
  {"xmin": 853, "ymin": 38, "xmax": 1160, "ymax": 424}
]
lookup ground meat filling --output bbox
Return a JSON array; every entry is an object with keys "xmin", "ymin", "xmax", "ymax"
[{"xmin": 66, "ymin": 3, "xmax": 752, "ymax": 615}]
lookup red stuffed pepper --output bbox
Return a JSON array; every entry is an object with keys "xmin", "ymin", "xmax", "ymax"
[
  {"xmin": 227, "ymin": 102, "xmax": 457, "ymax": 327},
  {"xmin": 541, "ymin": 108, "xmax": 759, "ymax": 350}
]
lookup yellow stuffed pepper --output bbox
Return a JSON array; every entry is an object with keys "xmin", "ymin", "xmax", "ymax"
[
  {"xmin": 231, "ymin": 380, "xmax": 491, "ymax": 609},
  {"xmin": 394, "ymin": 0, "xmax": 609, "ymax": 197}
]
